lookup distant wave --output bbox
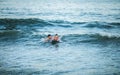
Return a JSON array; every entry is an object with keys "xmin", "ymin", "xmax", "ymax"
[
  {"xmin": 82, "ymin": 21, "xmax": 120, "ymax": 29},
  {"xmin": 0, "ymin": 18, "xmax": 54, "ymax": 30},
  {"xmin": 49, "ymin": 20, "xmax": 120, "ymax": 29},
  {"xmin": 0, "ymin": 18, "xmax": 120, "ymax": 30},
  {"xmin": 0, "ymin": 18, "xmax": 120, "ymax": 44}
]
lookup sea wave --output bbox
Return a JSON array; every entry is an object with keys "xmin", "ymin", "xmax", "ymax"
[
  {"xmin": 61, "ymin": 32, "xmax": 120, "ymax": 44},
  {"xmin": 0, "ymin": 18, "xmax": 54, "ymax": 30},
  {"xmin": 0, "ymin": 18, "xmax": 120, "ymax": 43},
  {"xmin": 0, "ymin": 18, "xmax": 120, "ymax": 29}
]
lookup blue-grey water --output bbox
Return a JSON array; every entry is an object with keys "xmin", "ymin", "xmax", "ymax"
[{"xmin": 0, "ymin": 0, "xmax": 120, "ymax": 75}]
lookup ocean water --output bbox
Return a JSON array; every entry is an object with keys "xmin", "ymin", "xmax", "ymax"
[{"xmin": 0, "ymin": 0, "xmax": 120, "ymax": 75}]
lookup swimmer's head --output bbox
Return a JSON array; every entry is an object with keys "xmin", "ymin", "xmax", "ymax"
[
  {"xmin": 47, "ymin": 34, "xmax": 51, "ymax": 37},
  {"xmin": 55, "ymin": 34, "xmax": 58, "ymax": 36}
]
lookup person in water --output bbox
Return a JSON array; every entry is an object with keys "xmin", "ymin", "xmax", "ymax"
[
  {"xmin": 45, "ymin": 34, "xmax": 52, "ymax": 42},
  {"xmin": 51, "ymin": 34, "xmax": 59, "ymax": 44}
]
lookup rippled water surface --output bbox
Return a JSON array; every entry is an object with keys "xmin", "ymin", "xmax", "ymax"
[{"xmin": 0, "ymin": 0, "xmax": 120, "ymax": 75}]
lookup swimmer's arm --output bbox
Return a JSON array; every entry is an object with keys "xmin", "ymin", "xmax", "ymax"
[{"xmin": 44, "ymin": 38, "xmax": 49, "ymax": 42}]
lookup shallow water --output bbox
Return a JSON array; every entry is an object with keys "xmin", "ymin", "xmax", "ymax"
[{"xmin": 0, "ymin": 0, "xmax": 120, "ymax": 75}]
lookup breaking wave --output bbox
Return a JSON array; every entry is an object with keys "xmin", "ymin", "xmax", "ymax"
[{"xmin": 0, "ymin": 18, "xmax": 120, "ymax": 44}]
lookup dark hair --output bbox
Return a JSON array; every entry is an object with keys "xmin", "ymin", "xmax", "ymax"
[
  {"xmin": 48, "ymin": 34, "xmax": 51, "ymax": 37},
  {"xmin": 55, "ymin": 34, "xmax": 58, "ymax": 36}
]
